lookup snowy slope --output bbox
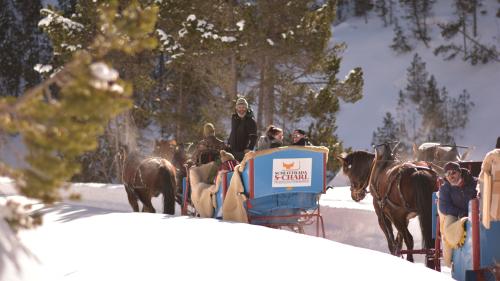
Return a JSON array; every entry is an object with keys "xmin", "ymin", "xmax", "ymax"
[
  {"xmin": 1, "ymin": 180, "xmax": 453, "ymax": 281},
  {"xmin": 333, "ymin": 1, "xmax": 500, "ymax": 160}
]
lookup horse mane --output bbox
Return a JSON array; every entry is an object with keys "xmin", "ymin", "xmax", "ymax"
[
  {"xmin": 345, "ymin": 151, "xmax": 375, "ymax": 166},
  {"xmin": 344, "ymin": 150, "xmax": 375, "ymax": 178}
]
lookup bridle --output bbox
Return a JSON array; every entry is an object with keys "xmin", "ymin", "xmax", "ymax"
[{"xmin": 350, "ymin": 157, "xmax": 376, "ymax": 201}]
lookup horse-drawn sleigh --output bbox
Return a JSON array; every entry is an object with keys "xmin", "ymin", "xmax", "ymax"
[
  {"xmin": 181, "ymin": 146, "xmax": 329, "ymax": 237},
  {"xmin": 338, "ymin": 141, "xmax": 500, "ymax": 280},
  {"xmin": 434, "ymin": 161, "xmax": 500, "ymax": 281}
]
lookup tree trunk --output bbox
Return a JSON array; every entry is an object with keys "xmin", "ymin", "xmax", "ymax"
[
  {"xmin": 257, "ymin": 57, "xmax": 267, "ymax": 131},
  {"xmin": 110, "ymin": 119, "xmax": 121, "ymax": 183},
  {"xmin": 263, "ymin": 61, "xmax": 275, "ymax": 127},
  {"xmin": 176, "ymin": 74, "xmax": 184, "ymax": 141},
  {"xmin": 472, "ymin": 0, "xmax": 477, "ymax": 37},
  {"xmin": 462, "ymin": 13, "xmax": 467, "ymax": 59},
  {"xmin": 389, "ymin": 0, "xmax": 394, "ymax": 25},
  {"xmin": 229, "ymin": 52, "xmax": 238, "ymax": 100}
]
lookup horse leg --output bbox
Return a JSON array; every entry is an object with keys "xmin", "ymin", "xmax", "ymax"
[
  {"xmin": 393, "ymin": 216, "xmax": 414, "ymax": 262},
  {"xmin": 380, "ymin": 215, "xmax": 397, "ymax": 255},
  {"xmin": 403, "ymin": 228, "xmax": 414, "ymax": 262},
  {"xmin": 141, "ymin": 195, "xmax": 156, "ymax": 213},
  {"xmin": 375, "ymin": 205, "xmax": 397, "ymax": 254},
  {"xmin": 395, "ymin": 231, "xmax": 403, "ymax": 255},
  {"xmin": 135, "ymin": 189, "xmax": 156, "ymax": 213},
  {"xmin": 125, "ymin": 185, "xmax": 140, "ymax": 212}
]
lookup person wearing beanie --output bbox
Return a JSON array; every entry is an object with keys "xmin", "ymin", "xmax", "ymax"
[
  {"xmin": 439, "ymin": 161, "xmax": 477, "ymax": 219},
  {"xmin": 291, "ymin": 129, "xmax": 312, "ymax": 146},
  {"xmin": 191, "ymin": 122, "xmax": 226, "ymax": 165},
  {"xmin": 228, "ymin": 97, "xmax": 257, "ymax": 161},
  {"xmin": 439, "ymin": 161, "xmax": 478, "ymax": 267}
]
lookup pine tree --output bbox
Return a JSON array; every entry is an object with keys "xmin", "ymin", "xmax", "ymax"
[
  {"xmin": 448, "ymin": 89, "xmax": 474, "ymax": 136},
  {"xmin": 400, "ymin": 0, "xmax": 435, "ymax": 47},
  {"xmin": 434, "ymin": 0, "xmax": 499, "ymax": 64},
  {"xmin": 390, "ymin": 19, "xmax": 412, "ymax": 53},
  {"xmin": 375, "ymin": 0, "xmax": 396, "ymax": 26},
  {"xmin": 0, "ymin": 0, "xmax": 51, "ymax": 97},
  {"xmin": 0, "ymin": 1, "xmax": 159, "ymax": 202},
  {"xmin": 372, "ymin": 112, "xmax": 400, "ymax": 145},
  {"xmin": 392, "ymin": 57, "xmax": 474, "ymax": 151},
  {"xmin": 418, "ymin": 75, "xmax": 446, "ymax": 141},
  {"xmin": 306, "ymin": 87, "xmax": 344, "ymax": 172},
  {"xmin": 154, "ymin": 0, "xmax": 244, "ymax": 141},
  {"xmin": 354, "ymin": 0, "xmax": 374, "ymax": 23},
  {"xmin": 405, "ymin": 53, "xmax": 428, "ymax": 103},
  {"xmin": 38, "ymin": 0, "xmax": 363, "ymax": 178},
  {"xmin": 375, "ymin": 0, "xmax": 388, "ymax": 26}
]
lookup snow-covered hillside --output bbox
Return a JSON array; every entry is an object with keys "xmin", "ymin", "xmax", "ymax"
[{"xmin": 334, "ymin": 1, "xmax": 500, "ymax": 160}]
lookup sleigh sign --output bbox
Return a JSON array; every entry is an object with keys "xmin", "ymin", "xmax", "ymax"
[{"xmin": 272, "ymin": 158, "xmax": 312, "ymax": 188}]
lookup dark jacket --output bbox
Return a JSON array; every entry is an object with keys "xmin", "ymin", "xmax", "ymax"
[
  {"xmin": 256, "ymin": 136, "xmax": 282, "ymax": 150},
  {"xmin": 270, "ymin": 139, "xmax": 282, "ymax": 148},
  {"xmin": 228, "ymin": 110, "xmax": 257, "ymax": 154},
  {"xmin": 439, "ymin": 168, "xmax": 478, "ymax": 218},
  {"xmin": 292, "ymin": 137, "xmax": 312, "ymax": 146}
]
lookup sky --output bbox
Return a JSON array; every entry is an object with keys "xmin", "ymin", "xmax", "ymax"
[
  {"xmin": 0, "ymin": 178, "xmax": 454, "ymax": 281},
  {"xmin": 333, "ymin": 0, "xmax": 500, "ymax": 161}
]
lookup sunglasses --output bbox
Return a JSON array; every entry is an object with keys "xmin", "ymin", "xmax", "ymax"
[{"xmin": 445, "ymin": 170, "xmax": 459, "ymax": 177}]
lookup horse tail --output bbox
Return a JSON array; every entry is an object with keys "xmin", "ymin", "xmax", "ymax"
[
  {"xmin": 159, "ymin": 164, "xmax": 176, "ymax": 215},
  {"xmin": 411, "ymin": 170, "xmax": 435, "ymax": 249}
]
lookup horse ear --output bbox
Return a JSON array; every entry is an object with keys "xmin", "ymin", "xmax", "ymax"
[
  {"xmin": 412, "ymin": 143, "xmax": 418, "ymax": 157},
  {"xmin": 336, "ymin": 153, "xmax": 347, "ymax": 163},
  {"xmin": 460, "ymin": 146, "xmax": 474, "ymax": 161}
]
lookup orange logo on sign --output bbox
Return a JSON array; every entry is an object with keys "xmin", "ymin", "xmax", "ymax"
[{"xmin": 282, "ymin": 162, "xmax": 295, "ymax": 169}]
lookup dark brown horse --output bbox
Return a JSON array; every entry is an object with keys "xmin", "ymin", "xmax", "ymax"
[
  {"xmin": 338, "ymin": 143, "xmax": 438, "ymax": 263},
  {"xmin": 121, "ymin": 148, "xmax": 177, "ymax": 215}
]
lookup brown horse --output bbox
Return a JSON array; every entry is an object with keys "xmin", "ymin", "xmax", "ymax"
[
  {"xmin": 338, "ymin": 143, "xmax": 438, "ymax": 263},
  {"xmin": 121, "ymin": 148, "xmax": 177, "ymax": 215}
]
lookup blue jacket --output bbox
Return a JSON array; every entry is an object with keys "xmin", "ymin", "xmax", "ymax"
[{"xmin": 438, "ymin": 169, "xmax": 477, "ymax": 218}]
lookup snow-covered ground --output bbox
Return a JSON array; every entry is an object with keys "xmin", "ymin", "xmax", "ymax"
[{"xmin": 1, "ymin": 179, "xmax": 453, "ymax": 281}]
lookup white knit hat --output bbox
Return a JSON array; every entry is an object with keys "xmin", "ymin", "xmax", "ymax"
[{"xmin": 235, "ymin": 97, "xmax": 248, "ymax": 108}]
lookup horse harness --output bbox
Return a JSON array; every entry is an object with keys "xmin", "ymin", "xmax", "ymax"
[
  {"xmin": 369, "ymin": 161, "xmax": 432, "ymax": 213},
  {"xmin": 122, "ymin": 155, "xmax": 164, "ymax": 202}
]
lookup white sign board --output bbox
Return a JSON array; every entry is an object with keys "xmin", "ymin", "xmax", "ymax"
[{"xmin": 272, "ymin": 158, "xmax": 312, "ymax": 188}]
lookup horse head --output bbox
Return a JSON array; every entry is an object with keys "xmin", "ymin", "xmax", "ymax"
[
  {"xmin": 337, "ymin": 151, "xmax": 375, "ymax": 202},
  {"xmin": 374, "ymin": 142, "xmax": 396, "ymax": 162},
  {"xmin": 154, "ymin": 139, "xmax": 177, "ymax": 161}
]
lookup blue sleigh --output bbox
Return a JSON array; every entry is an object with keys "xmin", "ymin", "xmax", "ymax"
[
  {"xmin": 182, "ymin": 146, "xmax": 329, "ymax": 237},
  {"xmin": 449, "ymin": 198, "xmax": 500, "ymax": 281},
  {"xmin": 430, "ymin": 161, "xmax": 500, "ymax": 280}
]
